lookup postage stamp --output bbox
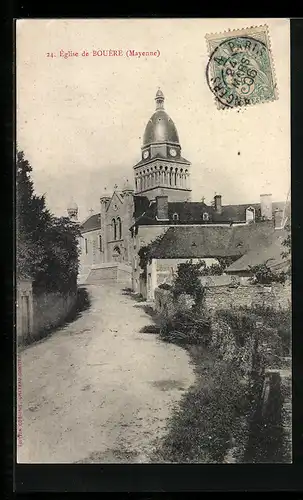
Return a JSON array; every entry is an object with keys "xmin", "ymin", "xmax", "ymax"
[{"xmin": 205, "ymin": 25, "xmax": 278, "ymax": 110}]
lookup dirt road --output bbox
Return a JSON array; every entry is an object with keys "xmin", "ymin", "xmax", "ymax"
[{"xmin": 17, "ymin": 283, "xmax": 194, "ymax": 463}]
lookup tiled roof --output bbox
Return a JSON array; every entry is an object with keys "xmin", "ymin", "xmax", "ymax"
[
  {"xmin": 133, "ymin": 197, "xmax": 214, "ymax": 224},
  {"xmin": 149, "ymin": 223, "xmax": 275, "ymax": 259},
  {"xmin": 80, "ymin": 213, "xmax": 101, "ymax": 233},
  {"xmin": 225, "ymin": 229, "xmax": 289, "ymax": 273},
  {"xmin": 133, "ymin": 197, "xmax": 291, "ymax": 226}
]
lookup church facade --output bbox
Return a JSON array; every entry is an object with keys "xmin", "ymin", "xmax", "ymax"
[
  {"xmin": 74, "ymin": 88, "xmax": 196, "ymax": 284},
  {"xmin": 69, "ymin": 89, "xmax": 287, "ymax": 288}
]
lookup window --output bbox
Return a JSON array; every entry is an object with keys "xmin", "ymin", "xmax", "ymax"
[
  {"xmin": 246, "ymin": 206, "xmax": 255, "ymax": 222},
  {"xmin": 99, "ymin": 235, "xmax": 102, "ymax": 251},
  {"xmin": 85, "ymin": 238, "xmax": 88, "ymax": 254},
  {"xmin": 203, "ymin": 212, "xmax": 209, "ymax": 221},
  {"xmin": 112, "ymin": 218, "xmax": 117, "ymax": 240},
  {"xmin": 117, "ymin": 217, "xmax": 122, "ymax": 239},
  {"xmin": 172, "ymin": 213, "xmax": 179, "ymax": 221}
]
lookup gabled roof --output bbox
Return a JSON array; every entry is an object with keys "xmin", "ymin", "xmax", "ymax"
[
  {"xmin": 225, "ymin": 229, "xmax": 290, "ymax": 273},
  {"xmin": 149, "ymin": 223, "xmax": 275, "ymax": 260},
  {"xmin": 80, "ymin": 213, "xmax": 101, "ymax": 233},
  {"xmin": 105, "ymin": 190, "xmax": 125, "ymax": 211}
]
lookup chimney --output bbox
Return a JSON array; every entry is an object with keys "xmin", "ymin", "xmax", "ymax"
[
  {"xmin": 214, "ymin": 194, "xmax": 222, "ymax": 214},
  {"xmin": 260, "ymin": 193, "xmax": 273, "ymax": 220},
  {"xmin": 274, "ymin": 208, "xmax": 284, "ymax": 229},
  {"xmin": 156, "ymin": 195, "xmax": 169, "ymax": 220}
]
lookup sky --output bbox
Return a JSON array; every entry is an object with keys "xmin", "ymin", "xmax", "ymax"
[{"xmin": 17, "ymin": 18, "xmax": 290, "ymax": 220}]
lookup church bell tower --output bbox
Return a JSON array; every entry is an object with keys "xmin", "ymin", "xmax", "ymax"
[{"xmin": 133, "ymin": 89, "xmax": 192, "ymax": 202}]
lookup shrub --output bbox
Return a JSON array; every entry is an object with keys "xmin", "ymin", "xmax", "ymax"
[
  {"xmin": 172, "ymin": 261, "xmax": 206, "ymax": 310},
  {"xmin": 158, "ymin": 283, "xmax": 172, "ymax": 290},
  {"xmin": 249, "ymin": 262, "xmax": 288, "ymax": 285},
  {"xmin": 159, "ymin": 309, "xmax": 211, "ymax": 346},
  {"xmin": 248, "ymin": 304, "xmax": 291, "ymax": 356},
  {"xmin": 198, "ymin": 257, "xmax": 237, "ymax": 276}
]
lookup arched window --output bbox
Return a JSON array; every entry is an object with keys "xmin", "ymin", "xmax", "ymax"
[
  {"xmin": 85, "ymin": 238, "xmax": 88, "ymax": 254},
  {"xmin": 117, "ymin": 217, "xmax": 122, "ymax": 239},
  {"xmin": 112, "ymin": 245, "xmax": 121, "ymax": 262},
  {"xmin": 169, "ymin": 167, "xmax": 173, "ymax": 186},
  {"xmin": 112, "ymin": 218, "xmax": 117, "ymax": 240},
  {"xmin": 99, "ymin": 235, "xmax": 102, "ymax": 251},
  {"xmin": 203, "ymin": 212, "xmax": 209, "ymax": 221},
  {"xmin": 172, "ymin": 213, "xmax": 179, "ymax": 221}
]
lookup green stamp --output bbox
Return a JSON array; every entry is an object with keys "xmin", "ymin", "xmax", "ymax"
[{"xmin": 206, "ymin": 25, "xmax": 278, "ymax": 109}]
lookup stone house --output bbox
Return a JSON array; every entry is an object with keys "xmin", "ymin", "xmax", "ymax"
[{"xmin": 142, "ymin": 220, "xmax": 288, "ymax": 300}]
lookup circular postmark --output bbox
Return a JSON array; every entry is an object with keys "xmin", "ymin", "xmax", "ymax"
[{"xmin": 206, "ymin": 36, "xmax": 274, "ymax": 108}]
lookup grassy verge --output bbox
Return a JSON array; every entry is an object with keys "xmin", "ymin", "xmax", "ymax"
[{"xmin": 152, "ymin": 345, "xmax": 252, "ymax": 463}]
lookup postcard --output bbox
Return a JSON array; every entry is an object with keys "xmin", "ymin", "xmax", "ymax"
[{"xmin": 16, "ymin": 18, "xmax": 291, "ymax": 465}]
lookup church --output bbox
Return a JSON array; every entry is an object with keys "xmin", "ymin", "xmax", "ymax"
[{"xmin": 67, "ymin": 89, "xmax": 288, "ymax": 290}]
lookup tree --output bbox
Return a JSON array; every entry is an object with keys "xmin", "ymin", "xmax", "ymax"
[
  {"xmin": 16, "ymin": 150, "xmax": 81, "ymax": 294},
  {"xmin": 172, "ymin": 260, "xmax": 205, "ymax": 309},
  {"xmin": 16, "ymin": 150, "xmax": 52, "ymax": 280},
  {"xmin": 138, "ymin": 234, "xmax": 166, "ymax": 279}
]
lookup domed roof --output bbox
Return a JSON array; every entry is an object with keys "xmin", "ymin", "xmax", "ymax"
[
  {"xmin": 143, "ymin": 110, "xmax": 180, "ymax": 146},
  {"xmin": 67, "ymin": 200, "xmax": 78, "ymax": 210},
  {"xmin": 143, "ymin": 89, "xmax": 180, "ymax": 146}
]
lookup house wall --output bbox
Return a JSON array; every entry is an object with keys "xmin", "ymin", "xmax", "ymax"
[
  {"xmin": 131, "ymin": 225, "xmax": 169, "ymax": 293},
  {"xmin": 78, "ymin": 229, "xmax": 103, "ymax": 281}
]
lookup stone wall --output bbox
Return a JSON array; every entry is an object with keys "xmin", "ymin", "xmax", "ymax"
[
  {"xmin": 18, "ymin": 290, "xmax": 77, "ymax": 345},
  {"xmin": 117, "ymin": 264, "xmax": 132, "ymax": 286},
  {"xmin": 85, "ymin": 262, "xmax": 132, "ymax": 286},
  {"xmin": 155, "ymin": 282, "xmax": 291, "ymax": 319},
  {"xmin": 204, "ymin": 283, "xmax": 291, "ymax": 312},
  {"xmin": 86, "ymin": 264, "xmax": 117, "ymax": 284}
]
